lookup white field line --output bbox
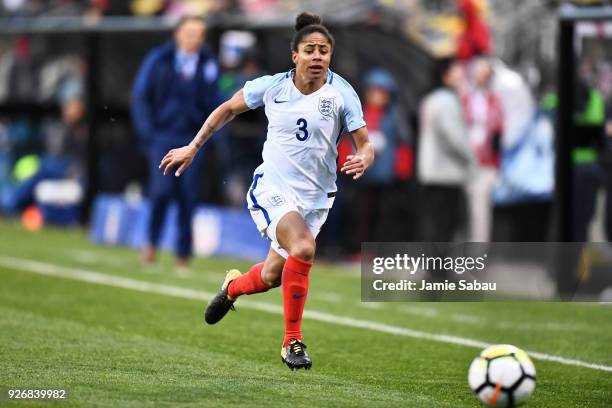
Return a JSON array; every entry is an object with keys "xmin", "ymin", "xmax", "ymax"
[
  {"xmin": 313, "ymin": 291, "xmax": 343, "ymax": 303},
  {"xmin": 359, "ymin": 302, "xmax": 384, "ymax": 309},
  {"xmin": 65, "ymin": 249, "xmax": 125, "ymax": 267},
  {"xmin": 397, "ymin": 304, "xmax": 592, "ymax": 332},
  {"xmin": 398, "ymin": 305, "xmax": 440, "ymax": 318},
  {"xmin": 45, "ymin": 253, "xmax": 605, "ymax": 331},
  {"xmin": 1, "ymin": 255, "xmax": 612, "ymax": 373}
]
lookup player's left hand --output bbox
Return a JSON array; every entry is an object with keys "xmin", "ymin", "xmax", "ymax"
[{"xmin": 341, "ymin": 154, "xmax": 369, "ymax": 180}]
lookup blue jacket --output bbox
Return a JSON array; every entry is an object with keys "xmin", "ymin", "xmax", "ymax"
[
  {"xmin": 132, "ymin": 40, "xmax": 220, "ymax": 145},
  {"xmin": 360, "ymin": 104, "xmax": 403, "ymax": 186}
]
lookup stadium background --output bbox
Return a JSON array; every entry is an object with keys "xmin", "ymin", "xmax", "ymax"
[
  {"xmin": 0, "ymin": 0, "xmax": 582, "ymax": 243},
  {"xmin": 2, "ymin": 0, "xmax": 612, "ymax": 278},
  {"xmin": 0, "ymin": 1, "xmax": 612, "ymax": 407}
]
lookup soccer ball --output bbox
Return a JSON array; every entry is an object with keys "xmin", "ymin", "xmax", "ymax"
[{"xmin": 468, "ymin": 344, "xmax": 536, "ymax": 407}]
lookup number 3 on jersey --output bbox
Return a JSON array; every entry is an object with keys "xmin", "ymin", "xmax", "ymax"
[{"xmin": 295, "ymin": 118, "xmax": 309, "ymax": 141}]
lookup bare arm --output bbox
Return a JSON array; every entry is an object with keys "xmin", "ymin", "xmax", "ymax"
[
  {"xmin": 159, "ymin": 89, "xmax": 250, "ymax": 176},
  {"xmin": 188, "ymin": 89, "xmax": 250, "ymax": 150},
  {"xmin": 340, "ymin": 126, "xmax": 375, "ymax": 180}
]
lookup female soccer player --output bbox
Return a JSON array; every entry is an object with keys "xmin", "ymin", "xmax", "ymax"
[{"xmin": 159, "ymin": 12, "xmax": 374, "ymax": 370}]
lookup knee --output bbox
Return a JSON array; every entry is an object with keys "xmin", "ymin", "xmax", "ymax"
[
  {"xmin": 288, "ymin": 236, "xmax": 316, "ymax": 262},
  {"xmin": 262, "ymin": 274, "xmax": 282, "ymax": 289},
  {"xmin": 262, "ymin": 272, "xmax": 282, "ymax": 288}
]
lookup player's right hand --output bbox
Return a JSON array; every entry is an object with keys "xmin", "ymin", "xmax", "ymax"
[{"xmin": 159, "ymin": 145, "xmax": 197, "ymax": 177}]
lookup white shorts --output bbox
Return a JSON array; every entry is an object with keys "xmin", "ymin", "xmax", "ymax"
[{"xmin": 247, "ymin": 173, "xmax": 329, "ymax": 259}]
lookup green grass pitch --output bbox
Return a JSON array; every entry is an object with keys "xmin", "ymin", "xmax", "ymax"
[{"xmin": 0, "ymin": 219, "xmax": 611, "ymax": 407}]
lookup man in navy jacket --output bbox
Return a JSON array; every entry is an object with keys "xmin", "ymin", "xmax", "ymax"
[{"xmin": 132, "ymin": 16, "xmax": 220, "ymax": 267}]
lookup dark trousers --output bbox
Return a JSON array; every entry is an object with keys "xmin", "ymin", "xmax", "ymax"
[
  {"xmin": 572, "ymin": 163, "xmax": 600, "ymax": 242},
  {"xmin": 419, "ymin": 184, "xmax": 465, "ymax": 242},
  {"xmin": 573, "ymin": 162, "xmax": 612, "ymax": 241},
  {"xmin": 418, "ymin": 184, "xmax": 466, "ymax": 300},
  {"xmin": 147, "ymin": 140, "xmax": 203, "ymax": 259}
]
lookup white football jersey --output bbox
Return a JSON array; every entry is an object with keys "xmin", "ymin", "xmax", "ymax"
[{"xmin": 243, "ymin": 69, "xmax": 365, "ymax": 209}]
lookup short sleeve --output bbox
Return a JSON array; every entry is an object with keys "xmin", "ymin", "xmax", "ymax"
[
  {"xmin": 333, "ymin": 76, "xmax": 366, "ymax": 132},
  {"xmin": 243, "ymin": 73, "xmax": 285, "ymax": 110},
  {"xmin": 342, "ymin": 91, "xmax": 366, "ymax": 132}
]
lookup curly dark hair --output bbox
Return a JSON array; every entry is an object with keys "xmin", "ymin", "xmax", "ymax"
[{"xmin": 291, "ymin": 12, "xmax": 335, "ymax": 52}]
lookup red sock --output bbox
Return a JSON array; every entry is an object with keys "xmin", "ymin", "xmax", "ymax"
[
  {"xmin": 227, "ymin": 263, "xmax": 268, "ymax": 299},
  {"xmin": 282, "ymin": 256, "xmax": 312, "ymax": 347}
]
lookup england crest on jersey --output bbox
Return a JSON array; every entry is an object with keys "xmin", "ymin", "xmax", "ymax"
[
  {"xmin": 318, "ymin": 97, "xmax": 334, "ymax": 117},
  {"xmin": 268, "ymin": 194, "xmax": 286, "ymax": 207}
]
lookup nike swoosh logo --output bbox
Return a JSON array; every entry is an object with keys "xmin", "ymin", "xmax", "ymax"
[
  {"xmin": 274, "ymin": 98, "xmax": 288, "ymax": 104},
  {"xmin": 292, "ymin": 294, "xmax": 305, "ymax": 299}
]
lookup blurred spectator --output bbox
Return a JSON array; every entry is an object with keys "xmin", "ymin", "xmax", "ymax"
[
  {"xmin": 128, "ymin": 0, "xmax": 165, "ymax": 16},
  {"xmin": 164, "ymin": 0, "xmax": 223, "ymax": 18},
  {"xmin": 0, "ymin": 36, "xmax": 41, "ymax": 103},
  {"xmin": 132, "ymin": 15, "xmax": 220, "ymax": 267},
  {"xmin": 39, "ymin": 54, "xmax": 85, "ymax": 103},
  {"xmin": 463, "ymin": 57, "xmax": 503, "ymax": 241},
  {"xmin": 490, "ymin": 60, "xmax": 535, "ymax": 150},
  {"xmin": 1, "ymin": 73, "xmax": 86, "ymax": 214},
  {"xmin": 129, "ymin": 0, "xmax": 232, "ymax": 17},
  {"xmin": 417, "ymin": 57, "xmax": 475, "ymax": 241},
  {"xmin": 0, "ymin": 38, "xmax": 84, "ymax": 104},
  {"xmin": 85, "ymin": 0, "xmax": 131, "ymax": 18},
  {"xmin": 341, "ymin": 68, "xmax": 407, "ymax": 248},
  {"xmin": 239, "ymin": 0, "xmax": 278, "ymax": 15},
  {"xmin": 603, "ymin": 121, "xmax": 612, "ymax": 240},
  {"xmin": 456, "ymin": 0, "xmax": 492, "ymax": 60},
  {"xmin": 1, "ymin": 0, "xmax": 43, "ymax": 17},
  {"xmin": 360, "ymin": 69, "xmax": 401, "ymax": 186},
  {"xmin": 573, "ymin": 58, "xmax": 607, "ymax": 241},
  {"xmin": 488, "ymin": 59, "xmax": 547, "ymax": 239},
  {"xmin": 216, "ymin": 33, "xmax": 267, "ymax": 206},
  {"xmin": 1, "ymin": 0, "xmax": 89, "ymax": 17}
]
